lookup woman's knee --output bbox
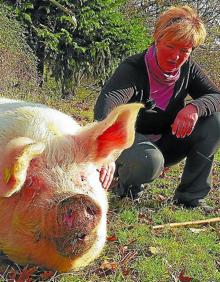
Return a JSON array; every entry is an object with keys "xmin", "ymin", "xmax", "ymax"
[
  {"xmin": 116, "ymin": 141, "xmax": 164, "ymax": 186},
  {"xmin": 199, "ymin": 112, "xmax": 220, "ymax": 139},
  {"xmin": 144, "ymin": 146, "xmax": 165, "ymax": 181},
  {"xmin": 195, "ymin": 112, "xmax": 220, "ymax": 153}
]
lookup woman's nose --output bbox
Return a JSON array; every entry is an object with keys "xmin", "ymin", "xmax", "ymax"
[{"xmin": 171, "ymin": 49, "xmax": 180, "ymax": 61}]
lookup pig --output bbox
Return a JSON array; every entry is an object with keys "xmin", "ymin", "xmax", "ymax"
[{"xmin": 0, "ymin": 97, "xmax": 142, "ymax": 272}]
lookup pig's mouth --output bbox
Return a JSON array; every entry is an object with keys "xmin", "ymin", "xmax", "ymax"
[
  {"xmin": 53, "ymin": 231, "xmax": 97, "ymax": 258},
  {"xmin": 53, "ymin": 194, "xmax": 102, "ymax": 258}
]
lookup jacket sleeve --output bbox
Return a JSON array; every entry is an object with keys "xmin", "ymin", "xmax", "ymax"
[
  {"xmin": 187, "ymin": 59, "xmax": 220, "ymax": 116},
  {"xmin": 94, "ymin": 61, "xmax": 137, "ymax": 121}
]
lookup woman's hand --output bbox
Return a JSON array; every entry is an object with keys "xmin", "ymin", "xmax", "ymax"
[
  {"xmin": 99, "ymin": 162, "xmax": 116, "ymax": 190},
  {"xmin": 171, "ymin": 104, "xmax": 198, "ymax": 138}
]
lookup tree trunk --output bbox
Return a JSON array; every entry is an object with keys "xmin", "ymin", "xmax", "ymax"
[{"xmin": 36, "ymin": 41, "xmax": 45, "ymax": 87}]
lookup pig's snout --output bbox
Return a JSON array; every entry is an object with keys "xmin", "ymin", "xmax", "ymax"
[
  {"xmin": 58, "ymin": 194, "xmax": 101, "ymax": 230},
  {"xmin": 54, "ymin": 194, "xmax": 102, "ymax": 257}
]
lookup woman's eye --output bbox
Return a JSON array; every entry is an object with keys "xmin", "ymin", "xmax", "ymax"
[
  {"xmin": 181, "ymin": 50, "xmax": 189, "ymax": 55},
  {"xmin": 180, "ymin": 48, "xmax": 191, "ymax": 54}
]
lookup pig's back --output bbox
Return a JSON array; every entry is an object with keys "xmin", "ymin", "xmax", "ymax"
[{"xmin": 0, "ymin": 98, "xmax": 81, "ymax": 146}]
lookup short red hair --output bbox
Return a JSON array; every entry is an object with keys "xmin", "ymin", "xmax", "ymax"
[{"xmin": 153, "ymin": 5, "xmax": 206, "ymax": 48}]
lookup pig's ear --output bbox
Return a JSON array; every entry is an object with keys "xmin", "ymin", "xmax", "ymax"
[
  {"xmin": 0, "ymin": 137, "xmax": 45, "ymax": 197},
  {"xmin": 74, "ymin": 103, "xmax": 143, "ymax": 163}
]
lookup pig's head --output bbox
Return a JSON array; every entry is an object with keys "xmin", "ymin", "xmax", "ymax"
[{"xmin": 0, "ymin": 103, "xmax": 142, "ymax": 272}]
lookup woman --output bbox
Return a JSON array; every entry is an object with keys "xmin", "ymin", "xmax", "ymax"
[{"xmin": 94, "ymin": 5, "xmax": 220, "ymax": 208}]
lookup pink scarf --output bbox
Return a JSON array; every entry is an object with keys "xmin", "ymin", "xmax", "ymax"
[{"xmin": 145, "ymin": 44, "xmax": 180, "ymax": 110}]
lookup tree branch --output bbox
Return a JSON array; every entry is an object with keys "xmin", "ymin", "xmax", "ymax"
[
  {"xmin": 48, "ymin": 0, "xmax": 77, "ymax": 27},
  {"xmin": 152, "ymin": 217, "xmax": 220, "ymax": 230},
  {"xmin": 48, "ymin": 0, "xmax": 72, "ymax": 15}
]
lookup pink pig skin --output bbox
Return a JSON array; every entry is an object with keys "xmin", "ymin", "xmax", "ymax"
[{"xmin": 0, "ymin": 98, "xmax": 142, "ymax": 272}]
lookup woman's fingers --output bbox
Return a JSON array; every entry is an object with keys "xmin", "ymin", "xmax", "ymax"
[
  {"xmin": 172, "ymin": 104, "xmax": 198, "ymax": 138},
  {"xmin": 99, "ymin": 162, "xmax": 116, "ymax": 190}
]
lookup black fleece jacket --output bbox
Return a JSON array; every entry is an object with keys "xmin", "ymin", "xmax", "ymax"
[{"xmin": 94, "ymin": 50, "xmax": 220, "ymax": 135}]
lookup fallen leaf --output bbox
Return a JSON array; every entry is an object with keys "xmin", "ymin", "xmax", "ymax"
[
  {"xmin": 179, "ymin": 270, "xmax": 193, "ymax": 282},
  {"xmin": 100, "ymin": 260, "xmax": 117, "ymax": 270},
  {"xmin": 95, "ymin": 268, "xmax": 115, "ymax": 277},
  {"xmin": 107, "ymin": 234, "xmax": 118, "ymax": 242},
  {"xmin": 40, "ymin": 270, "xmax": 55, "ymax": 281},
  {"xmin": 95, "ymin": 261, "xmax": 118, "ymax": 277},
  {"xmin": 121, "ymin": 267, "xmax": 130, "ymax": 276},
  {"xmin": 148, "ymin": 246, "xmax": 160, "ymax": 255},
  {"xmin": 17, "ymin": 266, "xmax": 37, "ymax": 282},
  {"xmin": 158, "ymin": 194, "xmax": 166, "ymax": 201},
  {"xmin": 160, "ymin": 167, "xmax": 170, "ymax": 178}
]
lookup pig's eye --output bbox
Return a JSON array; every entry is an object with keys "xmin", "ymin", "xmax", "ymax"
[{"xmin": 81, "ymin": 176, "xmax": 86, "ymax": 182}]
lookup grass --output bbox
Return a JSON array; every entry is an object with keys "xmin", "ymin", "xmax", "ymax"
[{"xmin": 0, "ymin": 5, "xmax": 219, "ymax": 282}]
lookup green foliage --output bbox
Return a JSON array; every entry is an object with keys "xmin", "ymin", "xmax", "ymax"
[
  {"xmin": 193, "ymin": 25, "xmax": 220, "ymax": 88},
  {"xmin": 4, "ymin": 0, "xmax": 151, "ymax": 97},
  {"xmin": 0, "ymin": 4, "xmax": 97, "ymax": 120}
]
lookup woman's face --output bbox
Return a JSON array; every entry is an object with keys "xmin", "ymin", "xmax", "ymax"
[{"xmin": 155, "ymin": 39, "xmax": 193, "ymax": 73}]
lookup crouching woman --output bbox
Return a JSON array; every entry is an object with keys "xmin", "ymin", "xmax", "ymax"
[{"xmin": 94, "ymin": 5, "xmax": 220, "ymax": 208}]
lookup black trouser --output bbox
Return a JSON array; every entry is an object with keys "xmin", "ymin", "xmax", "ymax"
[{"xmin": 116, "ymin": 112, "xmax": 220, "ymax": 205}]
